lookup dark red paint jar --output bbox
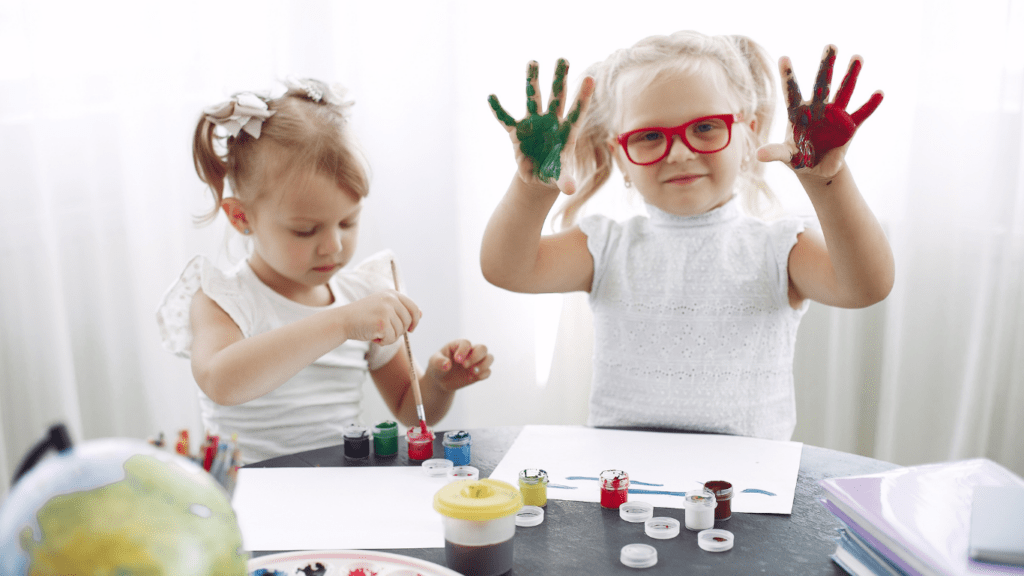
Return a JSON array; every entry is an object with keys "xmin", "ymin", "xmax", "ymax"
[{"xmin": 703, "ymin": 480, "xmax": 733, "ymax": 521}]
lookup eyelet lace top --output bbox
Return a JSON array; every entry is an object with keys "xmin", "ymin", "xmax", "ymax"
[{"xmin": 579, "ymin": 196, "xmax": 809, "ymax": 440}]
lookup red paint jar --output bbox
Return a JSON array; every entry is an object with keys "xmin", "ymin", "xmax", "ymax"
[
  {"xmin": 703, "ymin": 480, "xmax": 733, "ymax": 521},
  {"xmin": 600, "ymin": 469, "xmax": 629, "ymax": 509},
  {"xmin": 407, "ymin": 427, "xmax": 434, "ymax": 461}
]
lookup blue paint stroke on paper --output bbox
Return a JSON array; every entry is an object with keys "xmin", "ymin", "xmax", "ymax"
[
  {"xmin": 565, "ymin": 476, "xmax": 664, "ymax": 487},
  {"xmin": 628, "ymin": 488, "xmax": 687, "ymax": 497},
  {"xmin": 741, "ymin": 488, "xmax": 776, "ymax": 496}
]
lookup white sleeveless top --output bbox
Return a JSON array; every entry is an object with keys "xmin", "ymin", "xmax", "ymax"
[
  {"xmin": 579, "ymin": 197, "xmax": 808, "ymax": 440},
  {"xmin": 156, "ymin": 250, "xmax": 402, "ymax": 464}
]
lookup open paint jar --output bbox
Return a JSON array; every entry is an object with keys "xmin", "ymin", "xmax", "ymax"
[
  {"xmin": 703, "ymin": 480, "xmax": 733, "ymax": 521},
  {"xmin": 599, "ymin": 469, "xmax": 630, "ymax": 509},
  {"xmin": 518, "ymin": 468, "xmax": 549, "ymax": 507},
  {"xmin": 372, "ymin": 420, "xmax": 398, "ymax": 457},
  {"xmin": 683, "ymin": 488, "xmax": 717, "ymax": 531},
  {"xmin": 406, "ymin": 427, "xmax": 434, "ymax": 461},
  {"xmin": 442, "ymin": 430, "xmax": 472, "ymax": 466},
  {"xmin": 342, "ymin": 425, "xmax": 369, "ymax": 460},
  {"xmin": 433, "ymin": 479, "xmax": 523, "ymax": 576}
]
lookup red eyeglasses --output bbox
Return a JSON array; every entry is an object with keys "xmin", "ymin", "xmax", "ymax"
[{"xmin": 616, "ymin": 113, "xmax": 740, "ymax": 165}]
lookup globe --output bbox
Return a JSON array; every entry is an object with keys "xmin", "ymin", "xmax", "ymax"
[{"xmin": 0, "ymin": 432, "xmax": 248, "ymax": 575}]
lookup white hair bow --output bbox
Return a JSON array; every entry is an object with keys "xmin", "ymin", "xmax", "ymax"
[{"xmin": 202, "ymin": 92, "xmax": 275, "ymax": 138}]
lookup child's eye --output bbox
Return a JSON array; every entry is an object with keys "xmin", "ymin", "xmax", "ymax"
[{"xmin": 293, "ymin": 228, "xmax": 317, "ymax": 237}]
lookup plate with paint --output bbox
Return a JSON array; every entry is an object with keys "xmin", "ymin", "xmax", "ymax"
[{"xmin": 248, "ymin": 549, "xmax": 461, "ymax": 576}]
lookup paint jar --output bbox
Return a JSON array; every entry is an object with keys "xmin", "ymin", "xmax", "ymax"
[
  {"xmin": 703, "ymin": 480, "xmax": 733, "ymax": 521},
  {"xmin": 683, "ymin": 488, "xmax": 717, "ymax": 531},
  {"xmin": 433, "ymin": 479, "xmax": 522, "ymax": 576},
  {"xmin": 518, "ymin": 468, "xmax": 549, "ymax": 507},
  {"xmin": 442, "ymin": 430, "xmax": 472, "ymax": 466},
  {"xmin": 342, "ymin": 424, "xmax": 369, "ymax": 460},
  {"xmin": 406, "ymin": 426, "xmax": 434, "ymax": 461},
  {"xmin": 599, "ymin": 469, "xmax": 629, "ymax": 509},
  {"xmin": 372, "ymin": 420, "xmax": 398, "ymax": 457},
  {"xmin": 448, "ymin": 465, "xmax": 479, "ymax": 483}
]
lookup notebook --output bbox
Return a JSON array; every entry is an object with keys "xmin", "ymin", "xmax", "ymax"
[{"xmin": 969, "ymin": 485, "xmax": 1024, "ymax": 567}]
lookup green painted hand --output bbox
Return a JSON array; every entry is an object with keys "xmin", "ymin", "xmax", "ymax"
[{"xmin": 488, "ymin": 59, "xmax": 592, "ymax": 191}]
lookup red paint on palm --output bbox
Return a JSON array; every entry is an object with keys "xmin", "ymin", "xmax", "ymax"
[{"xmin": 786, "ymin": 47, "xmax": 884, "ymax": 169}]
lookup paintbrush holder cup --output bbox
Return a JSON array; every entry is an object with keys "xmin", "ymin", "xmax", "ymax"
[{"xmin": 434, "ymin": 479, "xmax": 523, "ymax": 576}]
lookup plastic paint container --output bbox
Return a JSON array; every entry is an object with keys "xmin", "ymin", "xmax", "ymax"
[
  {"xmin": 620, "ymin": 544, "xmax": 658, "ymax": 568},
  {"xmin": 372, "ymin": 420, "xmax": 398, "ymax": 457},
  {"xmin": 703, "ymin": 480, "xmax": 733, "ymax": 521},
  {"xmin": 433, "ymin": 479, "xmax": 523, "ymax": 576},
  {"xmin": 447, "ymin": 465, "xmax": 479, "ymax": 483},
  {"xmin": 442, "ymin": 430, "xmax": 472, "ymax": 466},
  {"xmin": 406, "ymin": 427, "xmax": 434, "ymax": 461},
  {"xmin": 698, "ymin": 528, "xmax": 735, "ymax": 552},
  {"xmin": 421, "ymin": 458, "xmax": 453, "ymax": 477},
  {"xmin": 683, "ymin": 488, "xmax": 717, "ymax": 531},
  {"xmin": 644, "ymin": 516, "xmax": 680, "ymax": 539},
  {"xmin": 599, "ymin": 469, "xmax": 630, "ymax": 509},
  {"xmin": 518, "ymin": 468, "xmax": 549, "ymax": 507},
  {"xmin": 619, "ymin": 501, "xmax": 654, "ymax": 523},
  {"xmin": 342, "ymin": 425, "xmax": 369, "ymax": 460}
]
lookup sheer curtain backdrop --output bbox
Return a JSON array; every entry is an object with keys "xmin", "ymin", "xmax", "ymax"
[{"xmin": 1, "ymin": 0, "xmax": 1021, "ymax": 497}]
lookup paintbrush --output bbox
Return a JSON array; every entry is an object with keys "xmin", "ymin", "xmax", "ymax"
[{"xmin": 390, "ymin": 260, "xmax": 428, "ymax": 434}]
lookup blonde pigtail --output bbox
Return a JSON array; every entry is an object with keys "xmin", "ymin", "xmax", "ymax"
[{"xmin": 192, "ymin": 116, "xmax": 229, "ymax": 225}]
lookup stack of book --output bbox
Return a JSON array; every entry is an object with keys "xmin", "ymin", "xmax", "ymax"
[{"xmin": 819, "ymin": 458, "xmax": 1024, "ymax": 576}]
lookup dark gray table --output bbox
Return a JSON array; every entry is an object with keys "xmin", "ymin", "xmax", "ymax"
[{"xmin": 246, "ymin": 426, "xmax": 898, "ymax": 574}]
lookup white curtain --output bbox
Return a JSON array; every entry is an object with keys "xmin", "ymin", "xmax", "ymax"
[{"xmin": 2, "ymin": 0, "xmax": 1021, "ymax": 497}]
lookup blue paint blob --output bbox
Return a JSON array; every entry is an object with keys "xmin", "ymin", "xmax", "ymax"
[{"xmin": 741, "ymin": 488, "xmax": 777, "ymax": 496}]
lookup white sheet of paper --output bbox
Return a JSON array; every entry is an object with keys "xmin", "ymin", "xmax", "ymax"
[
  {"xmin": 231, "ymin": 467, "xmax": 447, "ymax": 551},
  {"xmin": 489, "ymin": 425, "xmax": 803, "ymax": 514}
]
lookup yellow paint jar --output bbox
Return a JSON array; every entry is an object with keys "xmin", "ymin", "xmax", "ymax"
[{"xmin": 518, "ymin": 468, "xmax": 549, "ymax": 507}]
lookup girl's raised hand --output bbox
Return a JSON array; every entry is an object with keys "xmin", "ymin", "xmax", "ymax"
[
  {"xmin": 427, "ymin": 339, "xmax": 493, "ymax": 392},
  {"xmin": 488, "ymin": 59, "xmax": 595, "ymax": 194},
  {"xmin": 757, "ymin": 45, "xmax": 884, "ymax": 177},
  {"xmin": 340, "ymin": 290, "xmax": 421, "ymax": 345}
]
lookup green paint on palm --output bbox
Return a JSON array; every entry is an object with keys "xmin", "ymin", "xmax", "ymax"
[{"xmin": 488, "ymin": 58, "xmax": 580, "ymax": 183}]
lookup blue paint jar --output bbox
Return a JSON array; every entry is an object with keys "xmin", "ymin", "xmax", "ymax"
[{"xmin": 442, "ymin": 430, "xmax": 471, "ymax": 466}]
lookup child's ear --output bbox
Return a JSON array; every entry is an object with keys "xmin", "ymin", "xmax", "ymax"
[{"xmin": 221, "ymin": 198, "xmax": 250, "ymax": 235}]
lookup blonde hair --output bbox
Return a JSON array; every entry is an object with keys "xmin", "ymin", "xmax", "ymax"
[
  {"xmin": 192, "ymin": 78, "xmax": 370, "ymax": 224},
  {"xmin": 562, "ymin": 30, "xmax": 781, "ymax": 228}
]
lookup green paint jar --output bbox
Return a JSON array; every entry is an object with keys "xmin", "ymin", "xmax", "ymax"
[
  {"xmin": 518, "ymin": 468, "xmax": 549, "ymax": 507},
  {"xmin": 372, "ymin": 420, "xmax": 398, "ymax": 457}
]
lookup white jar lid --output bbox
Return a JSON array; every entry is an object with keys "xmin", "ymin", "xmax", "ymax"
[
  {"xmin": 516, "ymin": 505, "xmax": 545, "ymax": 527},
  {"xmin": 421, "ymin": 458, "xmax": 453, "ymax": 477},
  {"xmin": 447, "ymin": 465, "xmax": 479, "ymax": 482},
  {"xmin": 698, "ymin": 528, "xmax": 735, "ymax": 552},
  {"xmin": 620, "ymin": 543, "xmax": 658, "ymax": 568},
  {"xmin": 619, "ymin": 501, "xmax": 654, "ymax": 523},
  {"xmin": 644, "ymin": 516, "xmax": 680, "ymax": 539}
]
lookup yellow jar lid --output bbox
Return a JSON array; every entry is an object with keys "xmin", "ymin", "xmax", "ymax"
[{"xmin": 433, "ymin": 479, "xmax": 522, "ymax": 521}]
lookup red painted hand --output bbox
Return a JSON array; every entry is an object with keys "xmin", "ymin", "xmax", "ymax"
[{"xmin": 783, "ymin": 45, "xmax": 883, "ymax": 169}]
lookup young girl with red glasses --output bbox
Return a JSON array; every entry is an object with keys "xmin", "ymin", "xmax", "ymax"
[
  {"xmin": 481, "ymin": 31, "xmax": 893, "ymax": 440},
  {"xmin": 157, "ymin": 78, "xmax": 493, "ymax": 464}
]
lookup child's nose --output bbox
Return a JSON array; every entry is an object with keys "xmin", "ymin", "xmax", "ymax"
[
  {"xmin": 666, "ymin": 135, "xmax": 696, "ymax": 163},
  {"xmin": 318, "ymin": 229, "xmax": 343, "ymax": 255}
]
